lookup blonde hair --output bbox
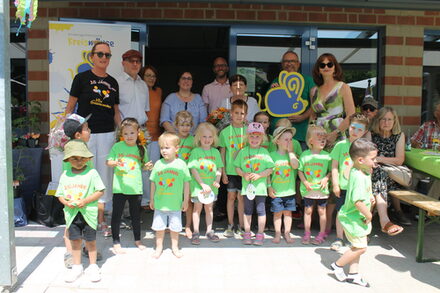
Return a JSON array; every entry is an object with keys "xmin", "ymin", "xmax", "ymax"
[
  {"xmin": 243, "ymin": 131, "xmax": 267, "ymax": 147},
  {"xmin": 158, "ymin": 132, "xmax": 180, "ymax": 148},
  {"xmin": 370, "ymin": 106, "xmax": 401, "ymax": 135},
  {"xmin": 194, "ymin": 122, "xmax": 219, "ymax": 147},
  {"xmin": 275, "ymin": 118, "xmax": 292, "ymax": 128},
  {"xmin": 118, "ymin": 117, "xmax": 146, "ymax": 163},
  {"xmin": 306, "ymin": 124, "xmax": 326, "ymax": 149},
  {"xmin": 174, "ymin": 110, "xmax": 194, "ymax": 127}
]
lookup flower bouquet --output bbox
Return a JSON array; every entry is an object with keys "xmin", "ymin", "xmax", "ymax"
[
  {"xmin": 46, "ymin": 115, "xmax": 69, "ymax": 151},
  {"xmin": 207, "ymin": 107, "xmax": 231, "ymax": 131}
]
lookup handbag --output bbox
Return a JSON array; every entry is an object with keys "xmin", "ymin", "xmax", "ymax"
[{"xmin": 382, "ymin": 164, "xmax": 413, "ymax": 187}]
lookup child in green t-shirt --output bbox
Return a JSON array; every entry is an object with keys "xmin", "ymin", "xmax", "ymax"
[
  {"xmin": 234, "ymin": 122, "xmax": 274, "ymax": 246},
  {"xmin": 331, "ymin": 138, "xmax": 377, "ymax": 287},
  {"xmin": 219, "ymin": 100, "xmax": 248, "ymax": 237},
  {"xmin": 149, "ymin": 132, "xmax": 191, "ymax": 259},
  {"xmin": 268, "ymin": 126, "xmax": 299, "ymax": 244},
  {"xmin": 188, "ymin": 122, "xmax": 224, "ymax": 245},
  {"xmin": 107, "ymin": 118, "xmax": 153, "ymax": 254},
  {"xmin": 330, "ymin": 114, "xmax": 369, "ymax": 251},
  {"xmin": 254, "ymin": 111, "xmax": 275, "ymax": 152},
  {"xmin": 174, "ymin": 110, "xmax": 195, "ymax": 239},
  {"xmin": 56, "ymin": 140, "xmax": 105, "ymax": 283},
  {"xmin": 298, "ymin": 125, "xmax": 331, "ymax": 245}
]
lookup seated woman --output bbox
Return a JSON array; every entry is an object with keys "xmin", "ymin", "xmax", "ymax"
[{"xmin": 365, "ymin": 107, "xmax": 407, "ymax": 235}]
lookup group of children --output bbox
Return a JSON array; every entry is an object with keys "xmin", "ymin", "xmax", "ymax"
[{"xmin": 56, "ymin": 99, "xmax": 376, "ymax": 287}]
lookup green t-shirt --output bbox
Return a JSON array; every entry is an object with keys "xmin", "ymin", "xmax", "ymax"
[
  {"xmin": 330, "ymin": 139, "xmax": 352, "ymax": 191},
  {"xmin": 262, "ymin": 134, "xmax": 276, "ymax": 152},
  {"xmin": 55, "ymin": 166, "xmax": 105, "ymax": 229},
  {"xmin": 298, "ymin": 149, "xmax": 331, "ymax": 198},
  {"xmin": 234, "ymin": 146, "xmax": 274, "ymax": 196},
  {"xmin": 149, "ymin": 158, "xmax": 191, "ymax": 211},
  {"xmin": 338, "ymin": 167, "xmax": 373, "ymax": 237},
  {"xmin": 270, "ymin": 151, "xmax": 297, "ymax": 197},
  {"xmin": 177, "ymin": 135, "xmax": 194, "ymax": 163},
  {"xmin": 269, "ymin": 74, "xmax": 315, "ymax": 141},
  {"xmin": 188, "ymin": 147, "xmax": 224, "ymax": 197},
  {"xmin": 292, "ymin": 138, "xmax": 303, "ymax": 156},
  {"xmin": 219, "ymin": 125, "xmax": 247, "ymax": 175},
  {"xmin": 107, "ymin": 141, "xmax": 148, "ymax": 195}
]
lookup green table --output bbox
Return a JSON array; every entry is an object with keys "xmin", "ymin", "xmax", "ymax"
[{"xmin": 405, "ymin": 148, "xmax": 440, "ymax": 179}]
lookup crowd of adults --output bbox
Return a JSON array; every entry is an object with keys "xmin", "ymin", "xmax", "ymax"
[{"xmin": 65, "ymin": 41, "xmax": 440, "ymax": 237}]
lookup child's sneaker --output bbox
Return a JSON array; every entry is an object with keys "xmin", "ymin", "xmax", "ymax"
[
  {"xmin": 64, "ymin": 252, "xmax": 73, "ymax": 269},
  {"xmin": 330, "ymin": 262, "xmax": 347, "ymax": 282},
  {"xmin": 85, "ymin": 264, "xmax": 101, "ymax": 282},
  {"xmin": 242, "ymin": 232, "xmax": 252, "ymax": 245},
  {"xmin": 65, "ymin": 264, "xmax": 83, "ymax": 283},
  {"xmin": 346, "ymin": 273, "xmax": 370, "ymax": 287},
  {"xmin": 223, "ymin": 225, "xmax": 234, "ymax": 238},
  {"xmin": 330, "ymin": 238, "xmax": 345, "ymax": 251},
  {"xmin": 235, "ymin": 226, "xmax": 244, "ymax": 238},
  {"xmin": 301, "ymin": 232, "xmax": 311, "ymax": 245},
  {"xmin": 253, "ymin": 233, "xmax": 264, "ymax": 246}
]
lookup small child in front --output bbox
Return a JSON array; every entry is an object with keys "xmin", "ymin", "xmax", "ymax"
[
  {"xmin": 298, "ymin": 125, "xmax": 331, "ymax": 245},
  {"xmin": 56, "ymin": 140, "xmax": 105, "ymax": 283},
  {"xmin": 331, "ymin": 138, "xmax": 377, "ymax": 287},
  {"xmin": 150, "ymin": 132, "xmax": 191, "ymax": 259}
]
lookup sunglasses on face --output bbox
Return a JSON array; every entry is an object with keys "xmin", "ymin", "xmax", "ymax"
[
  {"xmin": 319, "ymin": 62, "xmax": 334, "ymax": 69},
  {"xmin": 93, "ymin": 52, "xmax": 112, "ymax": 59},
  {"xmin": 125, "ymin": 58, "xmax": 141, "ymax": 64},
  {"xmin": 362, "ymin": 105, "xmax": 376, "ymax": 112}
]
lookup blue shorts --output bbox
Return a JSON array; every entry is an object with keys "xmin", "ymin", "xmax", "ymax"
[
  {"xmin": 304, "ymin": 198, "xmax": 328, "ymax": 208},
  {"xmin": 271, "ymin": 196, "xmax": 296, "ymax": 213},
  {"xmin": 227, "ymin": 175, "xmax": 242, "ymax": 192},
  {"xmin": 335, "ymin": 190, "xmax": 347, "ymax": 212},
  {"xmin": 151, "ymin": 210, "xmax": 182, "ymax": 232}
]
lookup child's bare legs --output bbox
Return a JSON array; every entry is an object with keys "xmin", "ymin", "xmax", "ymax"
[
  {"xmin": 336, "ymin": 247, "xmax": 367, "ymax": 273},
  {"xmin": 64, "ymin": 228, "xmax": 72, "ymax": 252},
  {"xmin": 283, "ymin": 211, "xmax": 294, "ymax": 243},
  {"xmin": 227, "ymin": 191, "xmax": 237, "ymax": 226},
  {"xmin": 304, "ymin": 206, "xmax": 313, "ymax": 234},
  {"xmin": 244, "ymin": 214, "xmax": 252, "ymax": 233},
  {"xmin": 204, "ymin": 203, "xmax": 214, "ymax": 233},
  {"xmin": 335, "ymin": 217, "xmax": 344, "ymax": 239},
  {"xmin": 152, "ymin": 230, "xmax": 164, "ymax": 259},
  {"xmin": 170, "ymin": 231, "xmax": 183, "ymax": 258},
  {"xmin": 273, "ymin": 212, "xmax": 282, "ymax": 243},
  {"xmin": 237, "ymin": 193, "xmax": 244, "ymax": 229},
  {"xmin": 325, "ymin": 202, "xmax": 335, "ymax": 233},
  {"xmin": 98, "ymin": 203, "xmax": 105, "ymax": 226},
  {"xmin": 70, "ymin": 239, "xmax": 82, "ymax": 265},
  {"xmin": 375, "ymin": 194, "xmax": 391, "ymax": 228},
  {"xmin": 185, "ymin": 200, "xmax": 193, "ymax": 239},
  {"xmin": 318, "ymin": 205, "xmax": 327, "ymax": 234},
  {"xmin": 192, "ymin": 202, "xmax": 203, "ymax": 234},
  {"xmin": 85, "ymin": 240, "xmax": 97, "ymax": 264},
  {"xmin": 257, "ymin": 215, "xmax": 266, "ymax": 234}
]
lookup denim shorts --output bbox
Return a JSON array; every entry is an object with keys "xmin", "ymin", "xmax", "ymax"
[
  {"xmin": 335, "ymin": 190, "xmax": 347, "ymax": 212},
  {"xmin": 227, "ymin": 175, "xmax": 242, "ymax": 192},
  {"xmin": 151, "ymin": 210, "xmax": 182, "ymax": 232},
  {"xmin": 304, "ymin": 198, "xmax": 328, "ymax": 207},
  {"xmin": 271, "ymin": 196, "xmax": 296, "ymax": 213},
  {"xmin": 68, "ymin": 213, "xmax": 96, "ymax": 242}
]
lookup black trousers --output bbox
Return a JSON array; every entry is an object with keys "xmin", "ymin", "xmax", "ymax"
[{"xmin": 111, "ymin": 193, "xmax": 141, "ymax": 244}]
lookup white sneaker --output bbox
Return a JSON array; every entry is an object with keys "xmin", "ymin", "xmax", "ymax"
[
  {"xmin": 85, "ymin": 264, "xmax": 101, "ymax": 282},
  {"xmin": 223, "ymin": 225, "xmax": 234, "ymax": 238},
  {"xmin": 330, "ymin": 262, "xmax": 347, "ymax": 282},
  {"xmin": 65, "ymin": 264, "xmax": 83, "ymax": 283},
  {"xmin": 347, "ymin": 273, "xmax": 370, "ymax": 287}
]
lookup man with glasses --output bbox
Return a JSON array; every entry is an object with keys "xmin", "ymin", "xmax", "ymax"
[
  {"xmin": 269, "ymin": 51, "xmax": 315, "ymax": 149},
  {"xmin": 361, "ymin": 96, "xmax": 379, "ymax": 121},
  {"xmin": 202, "ymin": 57, "xmax": 232, "ymax": 114}
]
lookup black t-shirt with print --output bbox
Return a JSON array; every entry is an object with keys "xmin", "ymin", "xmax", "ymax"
[{"xmin": 70, "ymin": 70, "xmax": 119, "ymax": 133}]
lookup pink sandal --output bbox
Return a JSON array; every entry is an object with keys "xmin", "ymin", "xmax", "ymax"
[
  {"xmin": 253, "ymin": 233, "xmax": 264, "ymax": 246},
  {"xmin": 301, "ymin": 232, "xmax": 311, "ymax": 245},
  {"xmin": 242, "ymin": 232, "xmax": 252, "ymax": 245},
  {"xmin": 312, "ymin": 232, "xmax": 326, "ymax": 245}
]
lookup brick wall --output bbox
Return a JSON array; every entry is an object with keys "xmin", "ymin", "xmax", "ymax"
[{"xmin": 18, "ymin": 1, "xmax": 440, "ymax": 182}]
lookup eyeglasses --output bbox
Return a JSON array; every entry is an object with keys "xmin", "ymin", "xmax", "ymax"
[
  {"xmin": 319, "ymin": 62, "xmax": 334, "ymax": 69},
  {"xmin": 180, "ymin": 77, "xmax": 193, "ymax": 81},
  {"xmin": 93, "ymin": 52, "xmax": 112, "ymax": 59},
  {"xmin": 362, "ymin": 105, "xmax": 376, "ymax": 112},
  {"xmin": 282, "ymin": 59, "xmax": 299, "ymax": 64},
  {"xmin": 144, "ymin": 74, "xmax": 156, "ymax": 79},
  {"xmin": 380, "ymin": 118, "xmax": 394, "ymax": 123},
  {"xmin": 124, "ymin": 59, "xmax": 141, "ymax": 64}
]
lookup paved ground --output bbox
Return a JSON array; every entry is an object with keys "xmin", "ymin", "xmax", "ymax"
[{"xmin": 3, "ymin": 210, "xmax": 440, "ymax": 293}]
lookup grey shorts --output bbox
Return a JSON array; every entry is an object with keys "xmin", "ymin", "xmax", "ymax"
[
  {"xmin": 227, "ymin": 175, "xmax": 242, "ymax": 192},
  {"xmin": 68, "ymin": 213, "xmax": 96, "ymax": 242},
  {"xmin": 151, "ymin": 210, "xmax": 182, "ymax": 232}
]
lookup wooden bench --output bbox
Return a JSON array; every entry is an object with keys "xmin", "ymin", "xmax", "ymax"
[{"xmin": 389, "ymin": 190, "xmax": 440, "ymax": 263}]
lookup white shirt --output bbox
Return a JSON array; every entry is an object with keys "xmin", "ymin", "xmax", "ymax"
[
  {"xmin": 116, "ymin": 72, "xmax": 150, "ymax": 125},
  {"xmin": 202, "ymin": 79, "xmax": 232, "ymax": 113}
]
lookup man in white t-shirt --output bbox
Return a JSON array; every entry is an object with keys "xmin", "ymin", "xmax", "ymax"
[{"xmin": 202, "ymin": 57, "xmax": 232, "ymax": 114}]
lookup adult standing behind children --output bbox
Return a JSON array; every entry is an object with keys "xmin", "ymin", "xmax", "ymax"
[
  {"xmin": 202, "ymin": 57, "xmax": 232, "ymax": 114},
  {"xmin": 269, "ymin": 51, "xmax": 315, "ymax": 146},
  {"xmin": 65, "ymin": 41, "xmax": 121, "ymax": 238}
]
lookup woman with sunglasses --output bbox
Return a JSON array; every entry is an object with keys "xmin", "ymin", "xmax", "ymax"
[
  {"xmin": 65, "ymin": 41, "xmax": 121, "ymax": 237},
  {"xmin": 310, "ymin": 53, "xmax": 355, "ymax": 148},
  {"xmin": 160, "ymin": 71, "xmax": 207, "ymax": 134}
]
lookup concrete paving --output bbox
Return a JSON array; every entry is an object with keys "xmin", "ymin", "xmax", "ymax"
[{"xmin": 4, "ymin": 211, "xmax": 440, "ymax": 293}]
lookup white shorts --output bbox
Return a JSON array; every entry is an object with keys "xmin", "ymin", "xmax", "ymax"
[{"xmin": 151, "ymin": 210, "xmax": 182, "ymax": 232}]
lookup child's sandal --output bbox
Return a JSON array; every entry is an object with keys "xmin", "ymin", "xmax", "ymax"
[
  {"xmin": 253, "ymin": 233, "xmax": 264, "ymax": 246},
  {"xmin": 191, "ymin": 233, "xmax": 200, "ymax": 245},
  {"xmin": 242, "ymin": 232, "xmax": 252, "ymax": 245},
  {"xmin": 312, "ymin": 232, "xmax": 326, "ymax": 245},
  {"xmin": 206, "ymin": 231, "xmax": 220, "ymax": 243},
  {"xmin": 301, "ymin": 232, "xmax": 311, "ymax": 245}
]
